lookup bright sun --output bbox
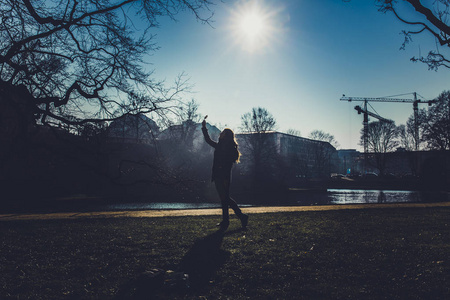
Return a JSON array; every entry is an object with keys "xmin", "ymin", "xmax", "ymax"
[
  {"xmin": 240, "ymin": 12, "xmax": 265, "ymax": 39},
  {"xmin": 229, "ymin": 0, "xmax": 281, "ymax": 53}
]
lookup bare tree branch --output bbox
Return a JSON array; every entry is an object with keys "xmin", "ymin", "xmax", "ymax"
[
  {"xmin": 0, "ymin": 0, "xmax": 214, "ymax": 129},
  {"xmin": 376, "ymin": 0, "xmax": 450, "ymax": 70}
]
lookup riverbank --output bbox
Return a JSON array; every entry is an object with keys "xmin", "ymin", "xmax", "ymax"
[
  {"xmin": 1, "ymin": 205, "xmax": 449, "ymax": 299},
  {"xmin": 1, "ymin": 201, "xmax": 449, "ymax": 221}
]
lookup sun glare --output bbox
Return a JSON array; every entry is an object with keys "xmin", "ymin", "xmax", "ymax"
[
  {"xmin": 228, "ymin": 0, "xmax": 283, "ymax": 54},
  {"xmin": 240, "ymin": 12, "xmax": 265, "ymax": 38}
]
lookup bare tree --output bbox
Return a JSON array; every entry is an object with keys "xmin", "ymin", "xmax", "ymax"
[
  {"xmin": 286, "ymin": 128, "xmax": 302, "ymax": 137},
  {"xmin": 0, "ymin": 0, "xmax": 213, "ymax": 137},
  {"xmin": 308, "ymin": 130, "xmax": 339, "ymax": 178},
  {"xmin": 162, "ymin": 99, "xmax": 202, "ymax": 149},
  {"xmin": 376, "ymin": 0, "xmax": 450, "ymax": 70},
  {"xmin": 181, "ymin": 99, "xmax": 202, "ymax": 124},
  {"xmin": 239, "ymin": 107, "xmax": 279, "ymax": 187},
  {"xmin": 360, "ymin": 121, "xmax": 399, "ymax": 175},
  {"xmin": 398, "ymin": 124, "xmax": 415, "ymax": 151},
  {"xmin": 157, "ymin": 99, "xmax": 213, "ymax": 186},
  {"xmin": 363, "ymin": 121, "xmax": 399, "ymax": 153},
  {"xmin": 178, "ymin": 99, "xmax": 202, "ymax": 147},
  {"xmin": 420, "ymin": 90, "xmax": 450, "ymax": 150},
  {"xmin": 308, "ymin": 130, "xmax": 340, "ymax": 149},
  {"xmin": 398, "ymin": 110, "xmax": 428, "ymax": 151},
  {"xmin": 240, "ymin": 107, "xmax": 276, "ymax": 133},
  {"xmin": 397, "ymin": 117, "xmax": 424, "ymax": 176}
]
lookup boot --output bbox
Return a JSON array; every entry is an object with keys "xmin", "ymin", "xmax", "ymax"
[
  {"xmin": 216, "ymin": 220, "xmax": 229, "ymax": 231},
  {"xmin": 240, "ymin": 214, "xmax": 249, "ymax": 229}
]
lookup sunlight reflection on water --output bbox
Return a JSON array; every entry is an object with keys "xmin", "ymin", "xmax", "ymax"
[{"xmin": 328, "ymin": 189, "xmax": 418, "ymax": 204}]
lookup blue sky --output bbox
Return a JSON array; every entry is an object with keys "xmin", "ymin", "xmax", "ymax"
[{"xmin": 147, "ymin": 0, "xmax": 449, "ymax": 150}]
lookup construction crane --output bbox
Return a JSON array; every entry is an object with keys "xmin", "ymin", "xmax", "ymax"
[
  {"xmin": 340, "ymin": 92, "xmax": 436, "ymax": 151},
  {"xmin": 354, "ymin": 104, "xmax": 393, "ymax": 154}
]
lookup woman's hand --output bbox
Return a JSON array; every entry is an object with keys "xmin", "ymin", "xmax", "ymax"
[{"xmin": 202, "ymin": 115, "xmax": 208, "ymax": 128}]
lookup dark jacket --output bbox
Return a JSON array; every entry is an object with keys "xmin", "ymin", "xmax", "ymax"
[{"xmin": 202, "ymin": 127, "xmax": 239, "ymax": 182}]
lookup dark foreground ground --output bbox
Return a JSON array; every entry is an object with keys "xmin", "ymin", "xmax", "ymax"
[{"xmin": 1, "ymin": 206, "xmax": 449, "ymax": 299}]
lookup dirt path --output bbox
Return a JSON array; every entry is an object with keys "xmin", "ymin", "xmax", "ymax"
[{"xmin": 1, "ymin": 202, "xmax": 449, "ymax": 221}]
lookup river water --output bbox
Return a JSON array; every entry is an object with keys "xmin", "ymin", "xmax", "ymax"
[
  {"xmin": 327, "ymin": 189, "xmax": 448, "ymax": 205},
  {"xmin": 103, "ymin": 189, "xmax": 449, "ymax": 211}
]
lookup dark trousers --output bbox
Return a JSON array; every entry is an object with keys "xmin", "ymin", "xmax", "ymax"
[{"xmin": 214, "ymin": 179, "xmax": 242, "ymax": 222}]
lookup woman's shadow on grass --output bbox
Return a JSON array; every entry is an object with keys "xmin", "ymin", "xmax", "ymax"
[
  {"xmin": 178, "ymin": 228, "xmax": 242, "ymax": 290},
  {"xmin": 115, "ymin": 228, "xmax": 242, "ymax": 299}
]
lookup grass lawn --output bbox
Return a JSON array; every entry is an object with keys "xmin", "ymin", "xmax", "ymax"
[{"xmin": 1, "ymin": 206, "xmax": 449, "ymax": 299}]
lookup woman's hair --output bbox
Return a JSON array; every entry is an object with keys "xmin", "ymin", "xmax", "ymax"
[{"xmin": 220, "ymin": 128, "xmax": 241, "ymax": 163}]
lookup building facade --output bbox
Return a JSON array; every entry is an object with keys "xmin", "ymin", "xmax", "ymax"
[{"xmin": 235, "ymin": 131, "xmax": 339, "ymax": 186}]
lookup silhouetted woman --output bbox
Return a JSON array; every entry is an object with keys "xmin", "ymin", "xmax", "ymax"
[{"xmin": 201, "ymin": 118, "xmax": 249, "ymax": 231}]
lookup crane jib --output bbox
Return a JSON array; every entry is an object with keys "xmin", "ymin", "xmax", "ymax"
[{"xmin": 340, "ymin": 97, "xmax": 414, "ymax": 103}]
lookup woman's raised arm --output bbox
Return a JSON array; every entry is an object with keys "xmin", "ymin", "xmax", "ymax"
[{"xmin": 201, "ymin": 118, "xmax": 217, "ymax": 148}]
